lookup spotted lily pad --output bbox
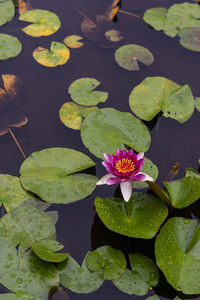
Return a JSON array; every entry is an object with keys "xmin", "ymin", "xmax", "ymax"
[
  {"xmin": 0, "ymin": 293, "xmax": 40, "ymax": 300},
  {"xmin": 129, "ymin": 77, "xmax": 195, "ymax": 123},
  {"xmin": 155, "ymin": 217, "xmax": 200, "ymax": 294},
  {"xmin": 33, "ymin": 42, "xmax": 70, "ymax": 67},
  {"xmin": 115, "ymin": 44, "xmax": 154, "ymax": 71},
  {"xmin": 0, "ymin": 237, "xmax": 18, "ymax": 275},
  {"xmin": 63, "ymin": 35, "xmax": 84, "ymax": 48},
  {"xmin": 113, "ymin": 253, "xmax": 159, "ymax": 295},
  {"xmin": 0, "ymin": 34, "xmax": 22, "ymax": 60},
  {"xmin": 59, "ymin": 102, "xmax": 98, "ymax": 130},
  {"xmin": 68, "ymin": 78, "xmax": 108, "ymax": 106},
  {"xmin": 178, "ymin": 27, "xmax": 200, "ymax": 51},
  {"xmin": 95, "ymin": 193, "xmax": 168, "ymax": 238},
  {"xmin": 81, "ymin": 108, "xmax": 151, "ymax": 159},
  {"xmin": 19, "ymin": 9, "xmax": 61, "ymax": 37},
  {"xmin": 0, "ymin": 0, "xmax": 15, "ymax": 27},
  {"xmin": 20, "ymin": 148, "xmax": 97, "ymax": 204},
  {"xmin": 105, "ymin": 29, "xmax": 123, "ymax": 42}
]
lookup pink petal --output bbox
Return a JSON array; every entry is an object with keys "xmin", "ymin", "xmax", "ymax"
[
  {"xmin": 120, "ymin": 181, "xmax": 132, "ymax": 202},
  {"xmin": 137, "ymin": 172, "xmax": 154, "ymax": 181},
  {"xmin": 102, "ymin": 161, "xmax": 114, "ymax": 174},
  {"xmin": 96, "ymin": 174, "xmax": 116, "ymax": 185},
  {"xmin": 137, "ymin": 152, "xmax": 144, "ymax": 160},
  {"xmin": 129, "ymin": 173, "xmax": 146, "ymax": 181},
  {"xmin": 135, "ymin": 158, "xmax": 145, "ymax": 173},
  {"xmin": 106, "ymin": 177, "xmax": 121, "ymax": 185}
]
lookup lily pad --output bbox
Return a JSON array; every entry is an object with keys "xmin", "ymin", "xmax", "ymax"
[
  {"xmin": 33, "ymin": 42, "xmax": 70, "ymax": 67},
  {"xmin": 0, "ymin": 293, "xmax": 40, "ymax": 300},
  {"xmin": 147, "ymin": 296, "xmax": 160, "ymax": 300},
  {"xmin": 195, "ymin": 97, "xmax": 200, "ymax": 112},
  {"xmin": 58, "ymin": 254, "xmax": 104, "ymax": 293},
  {"xmin": 143, "ymin": 7, "xmax": 168, "ymax": 31},
  {"xmin": 105, "ymin": 29, "xmax": 123, "ymax": 42},
  {"xmin": 32, "ymin": 239, "xmax": 69, "ymax": 263},
  {"xmin": 155, "ymin": 217, "xmax": 200, "ymax": 294},
  {"xmin": 80, "ymin": 108, "xmax": 151, "ymax": 159},
  {"xmin": 178, "ymin": 27, "xmax": 200, "ymax": 52},
  {"xmin": 95, "ymin": 193, "xmax": 168, "ymax": 238},
  {"xmin": 59, "ymin": 102, "xmax": 98, "ymax": 130},
  {"xmin": 0, "ymin": 0, "xmax": 15, "ymax": 27},
  {"xmin": 129, "ymin": 77, "xmax": 195, "ymax": 123},
  {"xmin": 68, "ymin": 78, "xmax": 108, "ymax": 106},
  {"xmin": 0, "ymin": 237, "xmax": 18, "ymax": 275},
  {"xmin": 86, "ymin": 245, "xmax": 126, "ymax": 280},
  {"xmin": 63, "ymin": 35, "xmax": 84, "ymax": 48},
  {"xmin": 19, "ymin": 9, "xmax": 61, "ymax": 37},
  {"xmin": 20, "ymin": 148, "xmax": 97, "ymax": 204},
  {"xmin": 0, "ymin": 34, "xmax": 22, "ymax": 60},
  {"xmin": 113, "ymin": 253, "xmax": 159, "ymax": 295},
  {"xmin": 114, "ymin": 44, "xmax": 154, "ymax": 71}
]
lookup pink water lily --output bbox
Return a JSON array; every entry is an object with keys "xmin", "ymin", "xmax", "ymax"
[{"xmin": 96, "ymin": 148, "xmax": 154, "ymax": 202}]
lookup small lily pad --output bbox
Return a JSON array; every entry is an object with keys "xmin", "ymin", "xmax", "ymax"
[
  {"xmin": 95, "ymin": 193, "xmax": 168, "ymax": 238},
  {"xmin": 86, "ymin": 245, "xmax": 126, "ymax": 280},
  {"xmin": 113, "ymin": 253, "xmax": 159, "ymax": 295},
  {"xmin": 115, "ymin": 44, "xmax": 154, "ymax": 71},
  {"xmin": 0, "ymin": 0, "xmax": 15, "ymax": 27},
  {"xmin": 105, "ymin": 29, "xmax": 123, "ymax": 42},
  {"xmin": 19, "ymin": 9, "xmax": 61, "ymax": 37},
  {"xmin": 59, "ymin": 102, "xmax": 98, "ymax": 130},
  {"xmin": 179, "ymin": 27, "xmax": 200, "ymax": 51},
  {"xmin": 33, "ymin": 42, "xmax": 70, "ymax": 67},
  {"xmin": 68, "ymin": 78, "xmax": 108, "ymax": 106},
  {"xmin": 0, "ymin": 34, "xmax": 22, "ymax": 60},
  {"xmin": 63, "ymin": 35, "xmax": 84, "ymax": 48}
]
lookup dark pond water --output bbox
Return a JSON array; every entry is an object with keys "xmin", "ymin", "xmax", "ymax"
[{"xmin": 1, "ymin": 0, "xmax": 200, "ymax": 299}]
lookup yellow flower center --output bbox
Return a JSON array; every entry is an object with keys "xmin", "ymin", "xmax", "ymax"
[{"xmin": 115, "ymin": 158, "xmax": 136, "ymax": 173}]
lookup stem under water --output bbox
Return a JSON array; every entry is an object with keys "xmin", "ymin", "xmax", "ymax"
[
  {"xmin": 8, "ymin": 128, "xmax": 26, "ymax": 160},
  {"xmin": 118, "ymin": 9, "xmax": 142, "ymax": 19}
]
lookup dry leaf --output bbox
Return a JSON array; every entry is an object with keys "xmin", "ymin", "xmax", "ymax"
[
  {"xmin": 18, "ymin": 0, "xmax": 32, "ymax": 15},
  {"xmin": 0, "ymin": 117, "xmax": 28, "ymax": 136}
]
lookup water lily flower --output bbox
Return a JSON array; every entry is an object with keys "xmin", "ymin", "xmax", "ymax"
[{"xmin": 96, "ymin": 148, "xmax": 154, "ymax": 202}]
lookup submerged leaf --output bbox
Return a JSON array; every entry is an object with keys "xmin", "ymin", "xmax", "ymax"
[
  {"xmin": 105, "ymin": 29, "xmax": 123, "ymax": 42},
  {"xmin": 63, "ymin": 35, "xmax": 84, "ymax": 48},
  {"xmin": 178, "ymin": 27, "xmax": 200, "ymax": 52},
  {"xmin": 0, "ymin": 34, "xmax": 22, "ymax": 60},
  {"xmin": 0, "ymin": 0, "xmax": 15, "ymax": 27}
]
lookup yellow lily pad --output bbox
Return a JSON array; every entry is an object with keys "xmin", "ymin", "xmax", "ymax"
[{"xmin": 63, "ymin": 35, "xmax": 84, "ymax": 49}]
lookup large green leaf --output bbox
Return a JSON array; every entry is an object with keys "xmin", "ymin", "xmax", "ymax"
[
  {"xmin": 113, "ymin": 253, "xmax": 159, "ymax": 295},
  {"xmin": 0, "ymin": 293, "xmax": 40, "ymax": 300},
  {"xmin": 19, "ymin": 9, "xmax": 61, "ymax": 37},
  {"xmin": 68, "ymin": 78, "xmax": 108, "ymax": 106},
  {"xmin": 81, "ymin": 108, "xmax": 151, "ymax": 159},
  {"xmin": 0, "ymin": 34, "xmax": 22, "ymax": 60},
  {"xmin": 129, "ymin": 77, "xmax": 195, "ymax": 123},
  {"xmin": 143, "ymin": 7, "xmax": 168, "ymax": 31},
  {"xmin": 0, "ymin": 0, "xmax": 15, "ymax": 27},
  {"xmin": 155, "ymin": 217, "xmax": 200, "ymax": 294},
  {"xmin": 95, "ymin": 193, "xmax": 168, "ymax": 238},
  {"xmin": 86, "ymin": 245, "xmax": 126, "ymax": 280},
  {"xmin": 20, "ymin": 148, "xmax": 97, "ymax": 204},
  {"xmin": 58, "ymin": 254, "xmax": 104, "ymax": 293},
  {"xmin": 0, "ymin": 237, "xmax": 18, "ymax": 275}
]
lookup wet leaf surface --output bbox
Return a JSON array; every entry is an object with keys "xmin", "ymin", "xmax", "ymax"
[
  {"xmin": 0, "ymin": 34, "xmax": 22, "ymax": 60},
  {"xmin": 63, "ymin": 35, "xmax": 84, "ymax": 49},
  {"xmin": 32, "ymin": 240, "xmax": 68, "ymax": 263},
  {"xmin": 0, "ymin": 0, "xmax": 15, "ymax": 27},
  {"xmin": 178, "ymin": 27, "xmax": 200, "ymax": 51}
]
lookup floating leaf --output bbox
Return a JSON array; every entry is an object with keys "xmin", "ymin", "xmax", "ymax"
[
  {"xmin": 115, "ymin": 44, "xmax": 154, "ymax": 71},
  {"xmin": 0, "ymin": 293, "xmax": 39, "ymax": 300},
  {"xmin": 195, "ymin": 97, "xmax": 200, "ymax": 112},
  {"xmin": 81, "ymin": 108, "xmax": 151, "ymax": 159},
  {"xmin": 63, "ymin": 35, "xmax": 84, "ymax": 48},
  {"xmin": 143, "ymin": 7, "xmax": 168, "ymax": 31},
  {"xmin": 0, "ymin": 34, "xmax": 22, "ymax": 60},
  {"xmin": 20, "ymin": 148, "xmax": 97, "ymax": 204},
  {"xmin": 146, "ymin": 296, "xmax": 160, "ymax": 300},
  {"xmin": 58, "ymin": 254, "xmax": 104, "ymax": 294},
  {"xmin": 32, "ymin": 240, "xmax": 68, "ymax": 263},
  {"xmin": 113, "ymin": 253, "xmax": 159, "ymax": 295},
  {"xmin": 105, "ymin": 29, "xmax": 123, "ymax": 42},
  {"xmin": 0, "ymin": 0, "xmax": 15, "ymax": 27},
  {"xmin": 59, "ymin": 102, "xmax": 98, "ymax": 130},
  {"xmin": 129, "ymin": 77, "xmax": 195, "ymax": 123},
  {"xmin": 68, "ymin": 78, "xmax": 108, "ymax": 106},
  {"xmin": 46, "ymin": 211, "xmax": 59, "ymax": 225},
  {"xmin": 185, "ymin": 167, "xmax": 200, "ymax": 179},
  {"xmin": 0, "ymin": 237, "xmax": 18, "ymax": 275},
  {"xmin": 155, "ymin": 217, "xmax": 200, "ymax": 294},
  {"xmin": 33, "ymin": 42, "xmax": 70, "ymax": 67},
  {"xmin": 19, "ymin": 9, "xmax": 61, "ymax": 37},
  {"xmin": 178, "ymin": 27, "xmax": 200, "ymax": 52},
  {"xmin": 95, "ymin": 193, "xmax": 168, "ymax": 238},
  {"xmin": 86, "ymin": 246, "xmax": 126, "ymax": 280}
]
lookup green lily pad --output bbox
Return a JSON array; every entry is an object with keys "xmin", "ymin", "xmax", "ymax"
[
  {"xmin": 19, "ymin": 9, "xmax": 61, "ymax": 37},
  {"xmin": 0, "ymin": 293, "xmax": 40, "ymax": 300},
  {"xmin": 147, "ymin": 296, "xmax": 160, "ymax": 300},
  {"xmin": 68, "ymin": 78, "xmax": 108, "ymax": 106},
  {"xmin": 0, "ymin": 174, "xmax": 37, "ymax": 212},
  {"xmin": 105, "ymin": 29, "xmax": 123, "ymax": 42},
  {"xmin": 0, "ymin": 205, "xmax": 56, "ymax": 246},
  {"xmin": 195, "ymin": 97, "xmax": 200, "ymax": 112},
  {"xmin": 80, "ymin": 108, "xmax": 151, "ymax": 159},
  {"xmin": 114, "ymin": 44, "xmax": 154, "ymax": 71},
  {"xmin": 20, "ymin": 148, "xmax": 97, "ymax": 204},
  {"xmin": 178, "ymin": 27, "xmax": 200, "ymax": 52},
  {"xmin": 58, "ymin": 254, "xmax": 104, "ymax": 294},
  {"xmin": 0, "ymin": 34, "xmax": 22, "ymax": 60},
  {"xmin": 0, "ymin": 237, "xmax": 18, "ymax": 275},
  {"xmin": 32, "ymin": 239, "xmax": 69, "ymax": 263},
  {"xmin": 95, "ymin": 193, "xmax": 168, "ymax": 238},
  {"xmin": 0, "ymin": 0, "xmax": 15, "ymax": 27},
  {"xmin": 113, "ymin": 253, "xmax": 159, "ymax": 295},
  {"xmin": 143, "ymin": 7, "xmax": 168, "ymax": 31},
  {"xmin": 63, "ymin": 35, "xmax": 84, "ymax": 48},
  {"xmin": 33, "ymin": 42, "xmax": 70, "ymax": 67},
  {"xmin": 155, "ymin": 217, "xmax": 200, "ymax": 294},
  {"xmin": 59, "ymin": 102, "xmax": 98, "ymax": 130},
  {"xmin": 185, "ymin": 168, "xmax": 200, "ymax": 179},
  {"xmin": 86, "ymin": 245, "xmax": 126, "ymax": 280},
  {"xmin": 129, "ymin": 77, "xmax": 195, "ymax": 123},
  {"xmin": 132, "ymin": 157, "xmax": 158, "ymax": 189}
]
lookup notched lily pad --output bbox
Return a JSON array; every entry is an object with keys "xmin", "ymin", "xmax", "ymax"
[
  {"xmin": 115, "ymin": 44, "xmax": 154, "ymax": 71},
  {"xmin": 63, "ymin": 35, "xmax": 84, "ymax": 48},
  {"xmin": 105, "ymin": 29, "xmax": 123, "ymax": 42},
  {"xmin": 0, "ymin": 34, "xmax": 22, "ymax": 60},
  {"xmin": 178, "ymin": 27, "xmax": 200, "ymax": 51},
  {"xmin": 0, "ymin": 0, "xmax": 15, "ymax": 27}
]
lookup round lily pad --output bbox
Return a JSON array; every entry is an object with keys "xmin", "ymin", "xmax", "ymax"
[
  {"xmin": 0, "ymin": 294, "xmax": 39, "ymax": 300},
  {"xmin": 95, "ymin": 193, "xmax": 168, "ymax": 238},
  {"xmin": 115, "ymin": 44, "xmax": 154, "ymax": 71},
  {"xmin": 0, "ymin": 34, "xmax": 22, "ymax": 60},
  {"xmin": 178, "ymin": 27, "xmax": 200, "ymax": 52},
  {"xmin": 68, "ymin": 78, "xmax": 109, "ymax": 106},
  {"xmin": 59, "ymin": 102, "xmax": 98, "ymax": 130},
  {"xmin": 0, "ymin": 0, "xmax": 15, "ymax": 27},
  {"xmin": 80, "ymin": 108, "xmax": 151, "ymax": 159},
  {"xmin": 20, "ymin": 148, "xmax": 97, "ymax": 204},
  {"xmin": 0, "ymin": 237, "xmax": 18, "ymax": 276},
  {"xmin": 105, "ymin": 29, "xmax": 123, "ymax": 42},
  {"xmin": 33, "ymin": 42, "xmax": 70, "ymax": 67},
  {"xmin": 63, "ymin": 35, "xmax": 84, "ymax": 48},
  {"xmin": 19, "ymin": 9, "xmax": 61, "ymax": 37},
  {"xmin": 143, "ymin": 7, "xmax": 168, "ymax": 31}
]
